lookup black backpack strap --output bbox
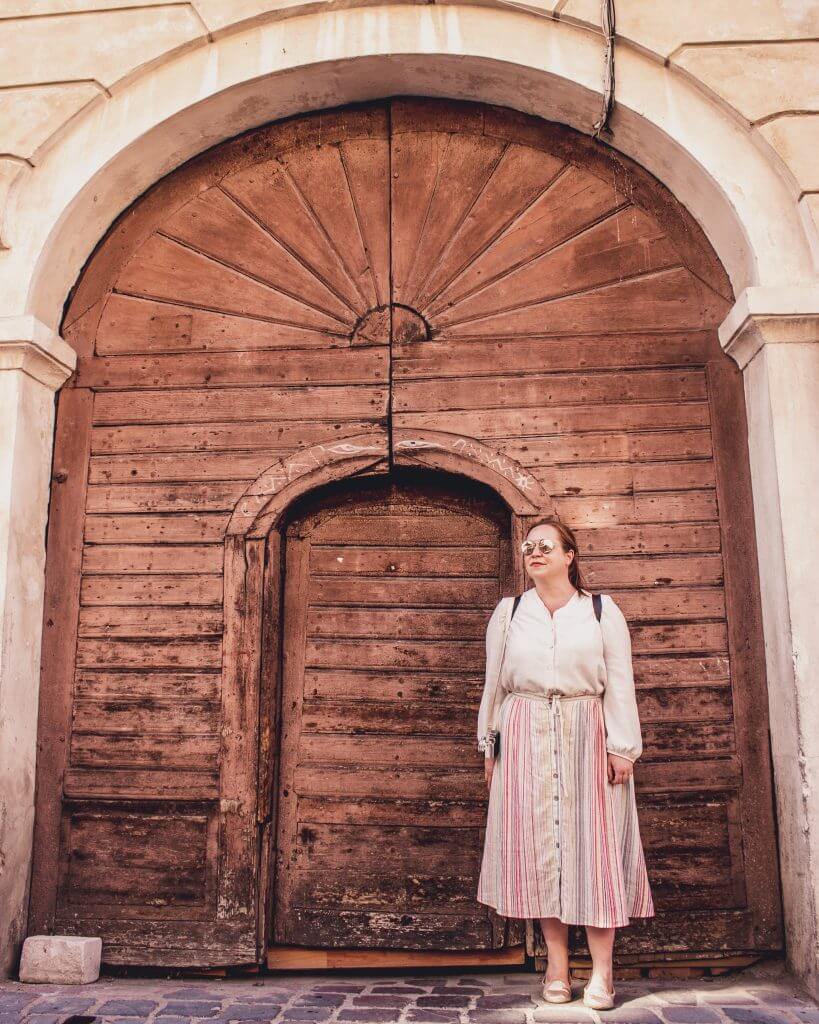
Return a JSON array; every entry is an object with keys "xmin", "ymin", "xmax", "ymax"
[
  {"xmin": 511, "ymin": 594, "xmax": 523, "ymax": 620},
  {"xmin": 592, "ymin": 593, "xmax": 603, "ymax": 622}
]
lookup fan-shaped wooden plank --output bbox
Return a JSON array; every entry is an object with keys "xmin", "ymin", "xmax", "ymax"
[
  {"xmin": 280, "ymin": 143, "xmax": 386, "ymax": 312},
  {"xmin": 390, "ymin": 132, "xmax": 508, "ymax": 305},
  {"xmin": 435, "ymin": 207, "xmax": 678, "ymax": 327},
  {"xmin": 337, "ymin": 139, "xmax": 391, "ymax": 308},
  {"xmin": 426, "ymin": 167, "xmax": 624, "ymax": 317},
  {"xmin": 222, "ymin": 161, "xmax": 365, "ymax": 317},
  {"xmin": 161, "ymin": 188, "xmax": 356, "ymax": 326},
  {"xmin": 116, "ymin": 235, "xmax": 347, "ymax": 333},
  {"xmin": 410, "ymin": 143, "xmax": 567, "ymax": 313},
  {"xmin": 436, "ymin": 268, "xmax": 727, "ymax": 337},
  {"xmin": 96, "ymin": 294, "xmax": 341, "ymax": 355}
]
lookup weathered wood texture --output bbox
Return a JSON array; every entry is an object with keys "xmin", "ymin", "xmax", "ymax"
[
  {"xmin": 29, "ymin": 98, "xmax": 779, "ymax": 966},
  {"xmin": 273, "ymin": 475, "xmax": 516, "ymax": 950}
]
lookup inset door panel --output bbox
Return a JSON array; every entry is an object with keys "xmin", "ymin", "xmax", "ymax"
[{"xmin": 271, "ymin": 471, "xmax": 516, "ymax": 950}]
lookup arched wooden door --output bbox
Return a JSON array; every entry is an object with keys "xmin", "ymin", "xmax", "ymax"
[
  {"xmin": 272, "ymin": 470, "xmax": 517, "ymax": 952},
  {"xmin": 31, "ymin": 98, "xmax": 781, "ymax": 967}
]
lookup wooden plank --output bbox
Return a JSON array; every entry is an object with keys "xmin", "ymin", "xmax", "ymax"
[
  {"xmin": 310, "ymin": 576, "xmax": 499, "ymax": 607},
  {"xmin": 88, "ymin": 451, "xmax": 286, "ymax": 485},
  {"xmin": 304, "ymin": 669, "xmax": 484, "ymax": 702},
  {"xmin": 85, "ymin": 513, "xmax": 230, "ymax": 544},
  {"xmin": 72, "ymin": 698, "xmax": 219, "ymax": 735},
  {"xmin": 580, "ymin": 555, "xmax": 724, "ymax": 587},
  {"xmin": 706, "ymin": 355, "xmax": 783, "ymax": 947},
  {"xmin": 86, "ymin": 482, "xmax": 247, "ymax": 514},
  {"xmin": 76, "ymin": 638, "xmax": 222, "ymax": 669},
  {"xmin": 509, "ymin": 428, "xmax": 714, "ymax": 466},
  {"xmin": 82, "ymin": 544, "xmax": 222, "ymax": 575},
  {"xmin": 80, "ymin": 574, "xmax": 222, "ymax": 606},
  {"xmin": 96, "ymin": 293, "xmax": 345, "ymax": 355},
  {"xmin": 266, "ymin": 945, "xmax": 525, "ymax": 968},
  {"xmin": 285, "ymin": 909, "xmax": 491, "ymax": 950},
  {"xmin": 435, "ymin": 267, "xmax": 725, "ymax": 336},
  {"xmin": 70, "ymin": 733, "xmax": 221, "ymax": 770},
  {"xmin": 393, "ymin": 401, "xmax": 710, "ymax": 438},
  {"xmin": 217, "ymin": 536, "xmax": 264, "ymax": 933},
  {"xmin": 309, "ymin": 545, "xmax": 497, "ymax": 578},
  {"xmin": 74, "ymin": 671, "xmax": 219, "ymax": 704},
  {"xmin": 74, "ymin": 670, "xmax": 220, "ymax": 702},
  {"xmin": 305, "ymin": 638, "xmax": 484, "ymax": 671},
  {"xmin": 571, "ymin": 524, "xmax": 721, "ymax": 555},
  {"xmin": 91, "ymin": 419, "xmax": 376, "ymax": 455},
  {"xmin": 307, "ymin": 607, "xmax": 493, "ymax": 639},
  {"xmin": 530, "ymin": 460, "xmax": 716, "ymax": 497},
  {"xmin": 77, "ymin": 345, "xmax": 387, "ymax": 390},
  {"xmin": 273, "ymin": 531, "xmax": 310, "ymax": 945},
  {"xmin": 394, "ymin": 368, "xmax": 707, "ymax": 412},
  {"xmin": 63, "ymin": 768, "xmax": 219, "ymax": 800},
  {"xmin": 28, "ymin": 388, "xmax": 93, "ymax": 935},
  {"xmin": 550, "ymin": 492, "xmax": 717, "ymax": 527},
  {"xmin": 431, "ymin": 205, "xmax": 677, "ymax": 324},
  {"xmin": 310, "ymin": 512, "xmax": 498, "ymax": 545},
  {"xmin": 392, "ymin": 332, "xmax": 715, "ymax": 377},
  {"xmin": 92, "ymin": 384, "xmax": 388, "ymax": 425},
  {"xmin": 115, "ymin": 234, "xmax": 350, "ymax": 334},
  {"xmin": 78, "ymin": 606, "xmax": 223, "ymax": 638}
]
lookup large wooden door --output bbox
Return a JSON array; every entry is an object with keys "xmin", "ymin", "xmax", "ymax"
[
  {"xmin": 272, "ymin": 471, "xmax": 518, "ymax": 950},
  {"xmin": 30, "ymin": 97, "xmax": 781, "ymax": 967}
]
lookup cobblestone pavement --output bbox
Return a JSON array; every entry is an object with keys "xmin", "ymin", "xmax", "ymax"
[{"xmin": 1, "ymin": 958, "xmax": 816, "ymax": 1024}]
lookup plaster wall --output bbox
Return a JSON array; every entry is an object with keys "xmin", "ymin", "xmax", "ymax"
[{"xmin": 0, "ymin": 0, "xmax": 818, "ymax": 992}]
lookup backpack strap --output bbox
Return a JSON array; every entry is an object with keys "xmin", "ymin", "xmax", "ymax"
[
  {"xmin": 592, "ymin": 592, "xmax": 603, "ymax": 622},
  {"xmin": 511, "ymin": 594, "xmax": 523, "ymax": 621}
]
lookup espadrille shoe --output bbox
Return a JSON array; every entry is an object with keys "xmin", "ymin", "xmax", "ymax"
[
  {"xmin": 542, "ymin": 977, "xmax": 573, "ymax": 1003},
  {"xmin": 582, "ymin": 981, "xmax": 616, "ymax": 1010}
]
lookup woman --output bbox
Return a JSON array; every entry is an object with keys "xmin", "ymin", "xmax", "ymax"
[{"xmin": 476, "ymin": 516, "xmax": 655, "ymax": 1010}]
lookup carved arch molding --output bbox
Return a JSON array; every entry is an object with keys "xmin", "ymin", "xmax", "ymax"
[{"xmin": 220, "ymin": 426, "xmax": 553, "ymax": 943}]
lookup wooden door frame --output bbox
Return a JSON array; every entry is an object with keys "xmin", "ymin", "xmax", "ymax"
[{"xmin": 219, "ymin": 428, "xmax": 554, "ymax": 961}]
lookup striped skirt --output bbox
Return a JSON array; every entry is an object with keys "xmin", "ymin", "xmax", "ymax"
[{"xmin": 476, "ymin": 691, "xmax": 655, "ymax": 927}]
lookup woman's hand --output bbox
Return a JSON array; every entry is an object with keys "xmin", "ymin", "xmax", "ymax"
[
  {"xmin": 484, "ymin": 757, "xmax": 495, "ymax": 789},
  {"xmin": 607, "ymin": 752, "xmax": 634, "ymax": 785}
]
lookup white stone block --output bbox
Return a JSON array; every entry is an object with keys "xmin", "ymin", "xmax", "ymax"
[{"xmin": 19, "ymin": 936, "xmax": 102, "ymax": 984}]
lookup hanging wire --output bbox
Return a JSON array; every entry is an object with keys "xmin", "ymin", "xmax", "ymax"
[{"xmin": 592, "ymin": 0, "xmax": 616, "ymax": 138}]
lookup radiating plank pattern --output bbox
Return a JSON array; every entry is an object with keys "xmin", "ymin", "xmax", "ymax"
[
  {"xmin": 273, "ymin": 478, "xmax": 509, "ymax": 949},
  {"xmin": 34, "ymin": 99, "xmax": 779, "ymax": 964}
]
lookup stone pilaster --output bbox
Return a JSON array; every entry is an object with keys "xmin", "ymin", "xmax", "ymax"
[
  {"xmin": 720, "ymin": 287, "xmax": 819, "ymax": 998},
  {"xmin": 0, "ymin": 316, "xmax": 75, "ymax": 978}
]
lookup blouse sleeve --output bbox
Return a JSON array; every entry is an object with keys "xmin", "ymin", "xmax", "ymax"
[
  {"xmin": 600, "ymin": 594, "xmax": 643, "ymax": 763},
  {"xmin": 476, "ymin": 599, "xmax": 507, "ymax": 759}
]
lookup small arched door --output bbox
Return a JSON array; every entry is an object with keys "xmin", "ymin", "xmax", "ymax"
[{"xmin": 271, "ymin": 469, "xmax": 518, "ymax": 952}]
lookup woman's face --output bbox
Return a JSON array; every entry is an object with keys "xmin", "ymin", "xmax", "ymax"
[{"xmin": 522, "ymin": 524, "xmax": 574, "ymax": 584}]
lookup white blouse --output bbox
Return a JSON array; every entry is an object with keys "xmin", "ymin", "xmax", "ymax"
[{"xmin": 476, "ymin": 587, "xmax": 644, "ymax": 763}]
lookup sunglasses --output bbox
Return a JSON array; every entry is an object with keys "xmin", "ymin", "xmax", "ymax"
[{"xmin": 521, "ymin": 538, "xmax": 558, "ymax": 556}]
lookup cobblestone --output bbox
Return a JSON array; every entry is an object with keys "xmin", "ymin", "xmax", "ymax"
[{"xmin": 0, "ymin": 957, "xmax": 812, "ymax": 1024}]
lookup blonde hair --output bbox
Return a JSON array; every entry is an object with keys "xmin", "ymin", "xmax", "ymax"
[{"xmin": 525, "ymin": 516, "xmax": 589, "ymax": 594}]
